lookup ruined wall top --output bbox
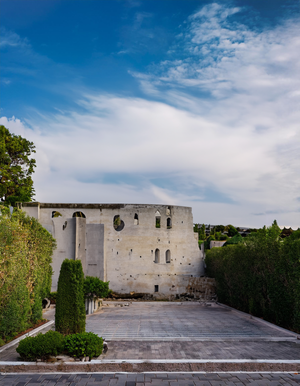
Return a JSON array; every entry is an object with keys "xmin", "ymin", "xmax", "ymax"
[{"xmin": 20, "ymin": 202, "xmax": 192, "ymax": 210}]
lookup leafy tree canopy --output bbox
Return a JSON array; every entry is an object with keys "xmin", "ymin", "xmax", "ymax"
[
  {"xmin": 0, "ymin": 125, "xmax": 36, "ymax": 206},
  {"xmin": 223, "ymin": 233, "xmax": 244, "ymax": 246},
  {"xmin": 84, "ymin": 276, "xmax": 111, "ymax": 300},
  {"xmin": 214, "ymin": 225, "xmax": 225, "ymax": 233},
  {"xmin": 226, "ymin": 224, "xmax": 239, "ymax": 237}
]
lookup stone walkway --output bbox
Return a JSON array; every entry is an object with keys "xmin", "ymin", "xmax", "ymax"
[
  {"xmin": 99, "ymin": 340, "xmax": 300, "ymax": 360},
  {"xmin": 1, "ymin": 302, "xmax": 299, "ymax": 363},
  {"xmin": 86, "ymin": 302, "xmax": 295, "ymax": 340},
  {"xmin": 1, "ymin": 372, "xmax": 300, "ymax": 385}
]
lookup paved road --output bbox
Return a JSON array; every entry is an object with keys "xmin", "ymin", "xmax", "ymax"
[{"xmin": 1, "ymin": 372, "xmax": 300, "ymax": 385}]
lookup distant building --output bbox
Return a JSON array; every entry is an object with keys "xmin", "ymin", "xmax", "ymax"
[{"xmin": 21, "ymin": 202, "xmax": 205, "ymax": 297}]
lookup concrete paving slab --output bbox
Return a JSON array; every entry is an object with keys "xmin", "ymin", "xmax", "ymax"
[
  {"xmin": 86, "ymin": 302, "xmax": 296, "ymax": 341},
  {"xmin": 0, "ymin": 302, "xmax": 299, "ymax": 366}
]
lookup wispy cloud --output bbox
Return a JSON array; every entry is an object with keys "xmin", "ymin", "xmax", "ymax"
[
  {"xmin": 1, "ymin": 3, "xmax": 299, "ymax": 228},
  {"xmin": 136, "ymin": 3, "xmax": 300, "ymax": 101},
  {"xmin": 0, "ymin": 28, "xmax": 28, "ymax": 48},
  {"xmin": 1, "ymin": 82, "xmax": 299, "ymax": 227}
]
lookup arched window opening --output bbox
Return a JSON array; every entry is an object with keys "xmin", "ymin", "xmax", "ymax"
[
  {"xmin": 52, "ymin": 211, "xmax": 62, "ymax": 218},
  {"xmin": 72, "ymin": 211, "xmax": 86, "ymax": 218},
  {"xmin": 167, "ymin": 217, "xmax": 172, "ymax": 229},
  {"xmin": 113, "ymin": 214, "xmax": 125, "ymax": 231},
  {"xmin": 134, "ymin": 213, "xmax": 139, "ymax": 225},
  {"xmin": 154, "ymin": 248, "xmax": 160, "ymax": 263},
  {"xmin": 166, "ymin": 206, "xmax": 171, "ymax": 216},
  {"xmin": 166, "ymin": 249, "xmax": 171, "ymax": 263},
  {"xmin": 155, "ymin": 210, "xmax": 161, "ymax": 228}
]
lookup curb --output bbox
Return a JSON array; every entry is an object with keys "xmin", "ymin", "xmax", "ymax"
[{"xmin": 0, "ymin": 321, "xmax": 54, "ymax": 353}]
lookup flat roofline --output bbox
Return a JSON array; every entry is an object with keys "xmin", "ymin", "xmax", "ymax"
[{"xmin": 19, "ymin": 202, "xmax": 191, "ymax": 210}]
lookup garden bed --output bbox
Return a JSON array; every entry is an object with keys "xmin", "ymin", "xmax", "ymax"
[{"xmin": 0, "ymin": 320, "xmax": 49, "ymax": 347}]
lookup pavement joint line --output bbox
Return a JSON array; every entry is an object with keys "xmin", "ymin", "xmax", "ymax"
[
  {"xmin": 217, "ymin": 303, "xmax": 300, "ymax": 339},
  {"xmin": 0, "ymin": 321, "xmax": 54, "ymax": 353},
  {"xmin": 1, "ymin": 360, "xmax": 300, "ymax": 366}
]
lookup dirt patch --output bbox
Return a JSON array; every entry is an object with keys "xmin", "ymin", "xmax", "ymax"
[{"xmin": 0, "ymin": 362, "xmax": 299, "ymax": 373}]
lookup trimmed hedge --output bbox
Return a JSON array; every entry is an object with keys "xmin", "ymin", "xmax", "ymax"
[
  {"xmin": 16, "ymin": 330, "xmax": 103, "ymax": 361},
  {"xmin": 64, "ymin": 332, "xmax": 103, "ymax": 359},
  {"xmin": 55, "ymin": 259, "xmax": 86, "ymax": 335},
  {"xmin": 16, "ymin": 331, "xmax": 64, "ymax": 361},
  {"xmin": 205, "ymin": 223, "xmax": 300, "ymax": 333},
  {"xmin": 0, "ymin": 206, "xmax": 56, "ymax": 343}
]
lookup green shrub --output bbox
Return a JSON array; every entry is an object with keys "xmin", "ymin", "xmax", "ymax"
[
  {"xmin": 48, "ymin": 292, "xmax": 57, "ymax": 304},
  {"xmin": 84, "ymin": 276, "xmax": 110, "ymax": 299},
  {"xmin": 0, "ymin": 206, "xmax": 55, "ymax": 342},
  {"xmin": 16, "ymin": 331, "xmax": 64, "ymax": 361},
  {"xmin": 55, "ymin": 259, "xmax": 86, "ymax": 335},
  {"xmin": 220, "ymin": 234, "xmax": 228, "ymax": 241},
  {"xmin": 205, "ymin": 221, "xmax": 300, "ymax": 333},
  {"xmin": 64, "ymin": 332, "xmax": 103, "ymax": 360},
  {"xmin": 223, "ymin": 233, "xmax": 244, "ymax": 246}
]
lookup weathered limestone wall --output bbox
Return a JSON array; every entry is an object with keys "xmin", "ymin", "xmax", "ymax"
[
  {"xmin": 21, "ymin": 203, "xmax": 205, "ymax": 296},
  {"xmin": 86, "ymin": 224, "xmax": 105, "ymax": 281},
  {"xmin": 210, "ymin": 240, "xmax": 226, "ymax": 248},
  {"xmin": 185, "ymin": 277, "xmax": 216, "ymax": 300}
]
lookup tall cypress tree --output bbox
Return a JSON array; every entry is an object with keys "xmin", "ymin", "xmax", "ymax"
[{"xmin": 55, "ymin": 259, "xmax": 86, "ymax": 334}]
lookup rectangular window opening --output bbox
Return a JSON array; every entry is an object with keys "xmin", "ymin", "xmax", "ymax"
[{"xmin": 154, "ymin": 285, "xmax": 159, "ymax": 293}]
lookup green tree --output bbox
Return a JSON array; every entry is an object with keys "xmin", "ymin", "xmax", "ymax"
[
  {"xmin": 194, "ymin": 224, "xmax": 206, "ymax": 241},
  {"xmin": 0, "ymin": 125, "xmax": 36, "ymax": 206},
  {"xmin": 223, "ymin": 233, "xmax": 244, "ymax": 246},
  {"xmin": 84, "ymin": 276, "xmax": 111, "ymax": 300},
  {"xmin": 55, "ymin": 259, "xmax": 86, "ymax": 335},
  {"xmin": 199, "ymin": 224, "xmax": 206, "ymax": 240},
  {"xmin": 227, "ymin": 224, "xmax": 239, "ymax": 237},
  {"xmin": 214, "ymin": 225, "xmax": 225, "ymax": 233}
]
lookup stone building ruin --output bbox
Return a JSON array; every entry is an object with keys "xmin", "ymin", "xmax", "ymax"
[{"xmin": 21, "ymin": 203, "xmax": 206, "ymax": 297}]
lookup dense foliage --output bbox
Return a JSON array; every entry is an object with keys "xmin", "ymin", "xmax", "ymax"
[
  {"xmin": 16, "ymin": 331, "xmax": 64, "ymax": 361},
  {"xmin": 194, "ymin": 223, "xmax": 206, "ymax": 241},
  {"xmin": 16, "ymin": 330, "xmax": 103, "ymax": 361},
  {"xmin": 84, "ymin": 276, "xmax": 111, "ymax": 300},
  {"xmin": 0, "ymin": 206, "xmax": 56, "ymax": 343},
  {"xmin": 223, "ymin": 233, "xmax": 243, "ymax": 246},
  {"xmin": 64, "ymin": 332, "xmax": 103, "ymax": 359},
  {"xmin": 55, "ymin": 259, "xmax": 86, "ymax": 335},
  {"xmin": 0, "ymin": 125, "xmax": 36, "ymax": 206},
  {"xmin": 205, "ymin": 222, "xmax": 300, "ymax": 333}
]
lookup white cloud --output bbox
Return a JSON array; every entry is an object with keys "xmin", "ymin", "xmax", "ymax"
[
  {"xmin": 1, "ymin": 85, "xmax": 299, "ymax": 227},
  {"xmin": 1, "ymin": 3, "xmax": 299, "ymax": 228}
]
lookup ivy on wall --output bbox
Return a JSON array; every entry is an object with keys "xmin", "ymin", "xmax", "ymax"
[
  {"xmin": 205, "ymin": 222, "xmax": 300, "ymax": 333},
  {"xmin": 0, "ymin": 206, "xmax": 56, "ymax": 344}
]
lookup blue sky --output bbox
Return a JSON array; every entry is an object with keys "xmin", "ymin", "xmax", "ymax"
[{"xmin": 1, "ymin": 0, "xmax": 300, "ymax": 227}]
